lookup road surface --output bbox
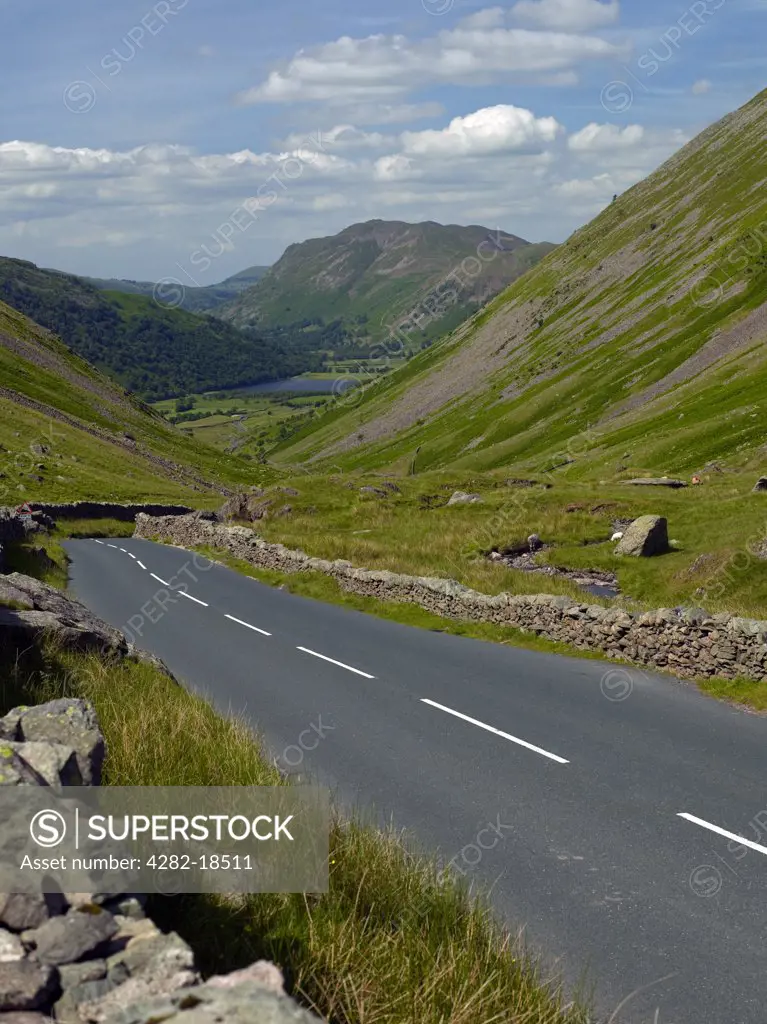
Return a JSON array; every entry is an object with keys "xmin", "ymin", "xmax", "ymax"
[{"xmin": 64, "ymin": 537, "xmax": 767, "ymax": 1024}]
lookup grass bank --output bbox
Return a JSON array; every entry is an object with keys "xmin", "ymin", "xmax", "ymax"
[
  {"xmin": 247, "ymin": 468, "xmax": 767, "ymax": 620},
  {"xmin": 0, "ymin": 644, "xmax": 589, "ymax": 1024}
]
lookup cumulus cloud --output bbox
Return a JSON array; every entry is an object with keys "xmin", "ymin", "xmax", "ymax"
[
  {"xmin": 400, "ymin": 106, "xmax": 562, "ymax": 157},
  {"xmin": 0, "ymin": 103, "xmax": 689, "ymax": 279},
  {"xmin": 511, "ymin": 0, "xmax": 620, "ymax": 31},
  {"xmin": 568, "ymin": 122, "xmax": 645, "ymax": 151},
  {"xmin": 235, "ymin": 8, "xmax": 628, "ymax": 108}
]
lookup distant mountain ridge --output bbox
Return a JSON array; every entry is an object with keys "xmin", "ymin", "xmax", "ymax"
[
  {"xmin": 81, "ymin": 265, "xmax": 270, "ymax": 314},
  {"xmin": 218, "ymin": 220, "xmax": 556, "ymax": 346}
]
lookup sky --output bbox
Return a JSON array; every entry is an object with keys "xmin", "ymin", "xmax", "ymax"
[{"xmin": 0, "ymin": 0, "xmax": 765, "ymax": 286}]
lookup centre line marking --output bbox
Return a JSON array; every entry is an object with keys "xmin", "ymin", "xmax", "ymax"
[
  {"xmin": 420, "ymin": 699, "xmax": 569, "ymax": 764},
  {"xmin": 179, "ymin": 591, "xmax": 208, "ymax": 607},
  {"xmin": 296, "ymin": 646, "xmax": 375, "ymax": 679},
  {"xmin": 225, "ymin": 613, "xmax": 271, "ymax": 637},
  {"xmin": 678, "ymin": 813, "xmax": 767, "ymax": 857},
  {"xmin": 119, "ymin": 547, "xmax": 127, "ymax": 553},
  {"xmin": 137, "ymin": 561, "xmax": 147, "ymax": 570},
  {"xmin": 94, "ymin": 540, "xmax": 105, "ymax": 545},
  {"xmin": 150, "ymin": 573, "xmax": 170, "ymax": 586},
  {"xmin": 128, "ymin": 552, "xmax": 136, "ymax": 560},
  {"xmin": 107, "ymin": 544, "xmax": 118, "ymax": 549}
]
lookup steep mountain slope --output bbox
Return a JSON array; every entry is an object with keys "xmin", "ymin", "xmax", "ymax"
[
  {"xmin": 0, "ymin": 259, "xmax": 310, "ymax": 401},
  {"xmin": 220, "ymin": 220, "xmax": 555, "ymax": 346},
  {"xmin": 273, "ymin": 88, "xmax": 767, "ymax": 480},
  {"xmin": 0, "ymin": 298, "xmax": 258, "ymax": 504},
  {"xmin": 81, "ymin": 265, "xmax": 270, "ymax": 313}
]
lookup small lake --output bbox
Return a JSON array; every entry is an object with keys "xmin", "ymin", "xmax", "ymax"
[{"xmin": 226, "ymin": 377, "xmax": 359, "ymax": 396}]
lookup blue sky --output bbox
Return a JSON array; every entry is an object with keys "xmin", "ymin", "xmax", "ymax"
[{"xmin": 0, "ymin": 0, "xmax": 764, "ymax": 283}]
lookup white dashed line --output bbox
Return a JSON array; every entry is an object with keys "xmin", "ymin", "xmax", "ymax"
[
  {"xmin": 150, "ymin": 573, "xmax": 170, "ymax": 586},
  {"xmin": 94, "ymin": 540, "xmax": 105, "ymax": 545},
  {"xmin": 137, "ymin": 561, "xmax": 147, "ymax": 571},
  {"xmin": 678, "ymin": 813, "xmax": 767, "ymax": 857},
  {"xmin": 296, "ymin": 646, "xmax": 374, "ymax": 679},
  {"xmin": 128, "ymin": 553, "xmax": 136, "ymax": 560},
  {"xmin": 107, "ymin": 544, "xmax": 118, "ymax": 549},
  {"xmin": 420, "ymin": 699, "xmax": 570, "ymax": 764},
  {"xmin": 179, "ymin": 591, "xmax": 208, "ymax": 608},
  {"xmin": 224, "ymin": 613, "xmax": 271, "ymax": 637},
  {"xmin": 120, "ymin": 548, "xmax": 127, "ymax": 553}
]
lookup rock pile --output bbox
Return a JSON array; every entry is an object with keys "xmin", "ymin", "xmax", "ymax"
[
  {"xmin": 0, "ymin": 697, "xmax": 321, "ymax": 1024},
  {"xmin": 135, "ymin": 512, "xmax": 767, "ymax": 683}
]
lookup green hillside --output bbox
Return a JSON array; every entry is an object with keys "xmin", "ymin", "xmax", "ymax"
[
  {"xmin": 0, "ymin": 259, "xmax": 313, "ymax": 401},
  {"xmin": 0, "ymin": 298, "xmax": 260, "ymax": 505},
  {"xmin": 242, "ymin": 87, "xmax": 767, "ymax": 625},
  {"xmin": 272, "ymin": 89, "xmax": 767, "ymax": 480},
  {"xmin": 219, "ymin": 220, "xmax": 555, "ymax": 346},
  {"xmin": 81, "ymin": 264, "xmax": 270, "ymax": 313}
]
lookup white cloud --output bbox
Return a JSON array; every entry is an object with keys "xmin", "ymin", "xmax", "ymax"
[
  {"xmin": 568, "ymin": 122, "xmax": 645, "ymax": 151},
  {"xmin": 235, "ymin": 8, "xmax": 628, "ymax": 108},
  {"xmin": 511, "ymin": 0, "xmax": 620, "ymax": 31},
  {"xmin": 692, "ymin": 78, "xmax": 712, "ymax": 95},
  {"xmin": 281, "ymin": 125, "xmax": 393, "ymax": 151},
  {"xmin": 401, "ymin": 105, "xmax": 562, "ymax": 157},
  {"xmin": 0, "ymin": 104, "xmax": 690, "ymax": 279},
  {"xmin": 373, "ymin": 154, "xmax": 419, "ymax": 182}
]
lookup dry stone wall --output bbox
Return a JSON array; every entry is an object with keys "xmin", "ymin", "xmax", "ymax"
[
  {"xmin": 27, "ymin": 503, "xmax": 193, "ymax": 522},
  {"xmin": 0, "ymin": 698, "xmax": 322, "ymax": 1024},
  {"xmin": 135, "ymin": 513, "xmax": 767, "ymax": 683}
]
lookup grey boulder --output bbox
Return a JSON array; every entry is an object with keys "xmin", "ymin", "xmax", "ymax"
[
  {"xmin": 447, "ymin": 491, "xmax": 483, "ymax": 506},
  {"xmin": 12, "ymin": 700, "xmax": 104, "ymax": 787},
  {"xmin": 98, "ymin": 980, "xmax": 322, "ymax": 1024},
  {"xmin": 27, "ymin": 908, "xmax": 118, "ymax": 966},
  {"xmin": 614, "ymin": 516, "xmax": 670, "ymax": 557},
  {"xmin": 626, "ymin": 478, "xmax": 687, "ymax": 489},
  {"xmin": 0, "ymin": 962, "xmax": 58, "ymax": 1012},
  {"xmin": 1, "ymin": 743, "xmax": 82, "ymax": 787}
]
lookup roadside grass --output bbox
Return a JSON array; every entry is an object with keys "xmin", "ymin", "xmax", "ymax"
[
  {"xmin": 242, "ymin": 469, "xmax": 767, "ymax": 621},
  {"xmin": 53, "ymin": 518, "xmax": 137, "ymax": 540},
  {"xmin": 697, "ymin": 675, "xmax": 767, "ymax": 713},
  {"xmin": 0, "ymin": 645, "xmax": 589, "ymax": 1024}
]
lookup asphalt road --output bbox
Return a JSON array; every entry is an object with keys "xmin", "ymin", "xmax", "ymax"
[{"xmin": 64, "ymin": 536, "xmax": 767, "ymax": 1024}]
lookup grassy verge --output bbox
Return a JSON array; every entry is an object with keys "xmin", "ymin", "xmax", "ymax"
[
  {"xmin": 0, "ymin": 644, "xmax": 588, "ymax": 1024},
  {"xmin": 248, "ymin": 469, "xmax": 767, "ymax": 620}
]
